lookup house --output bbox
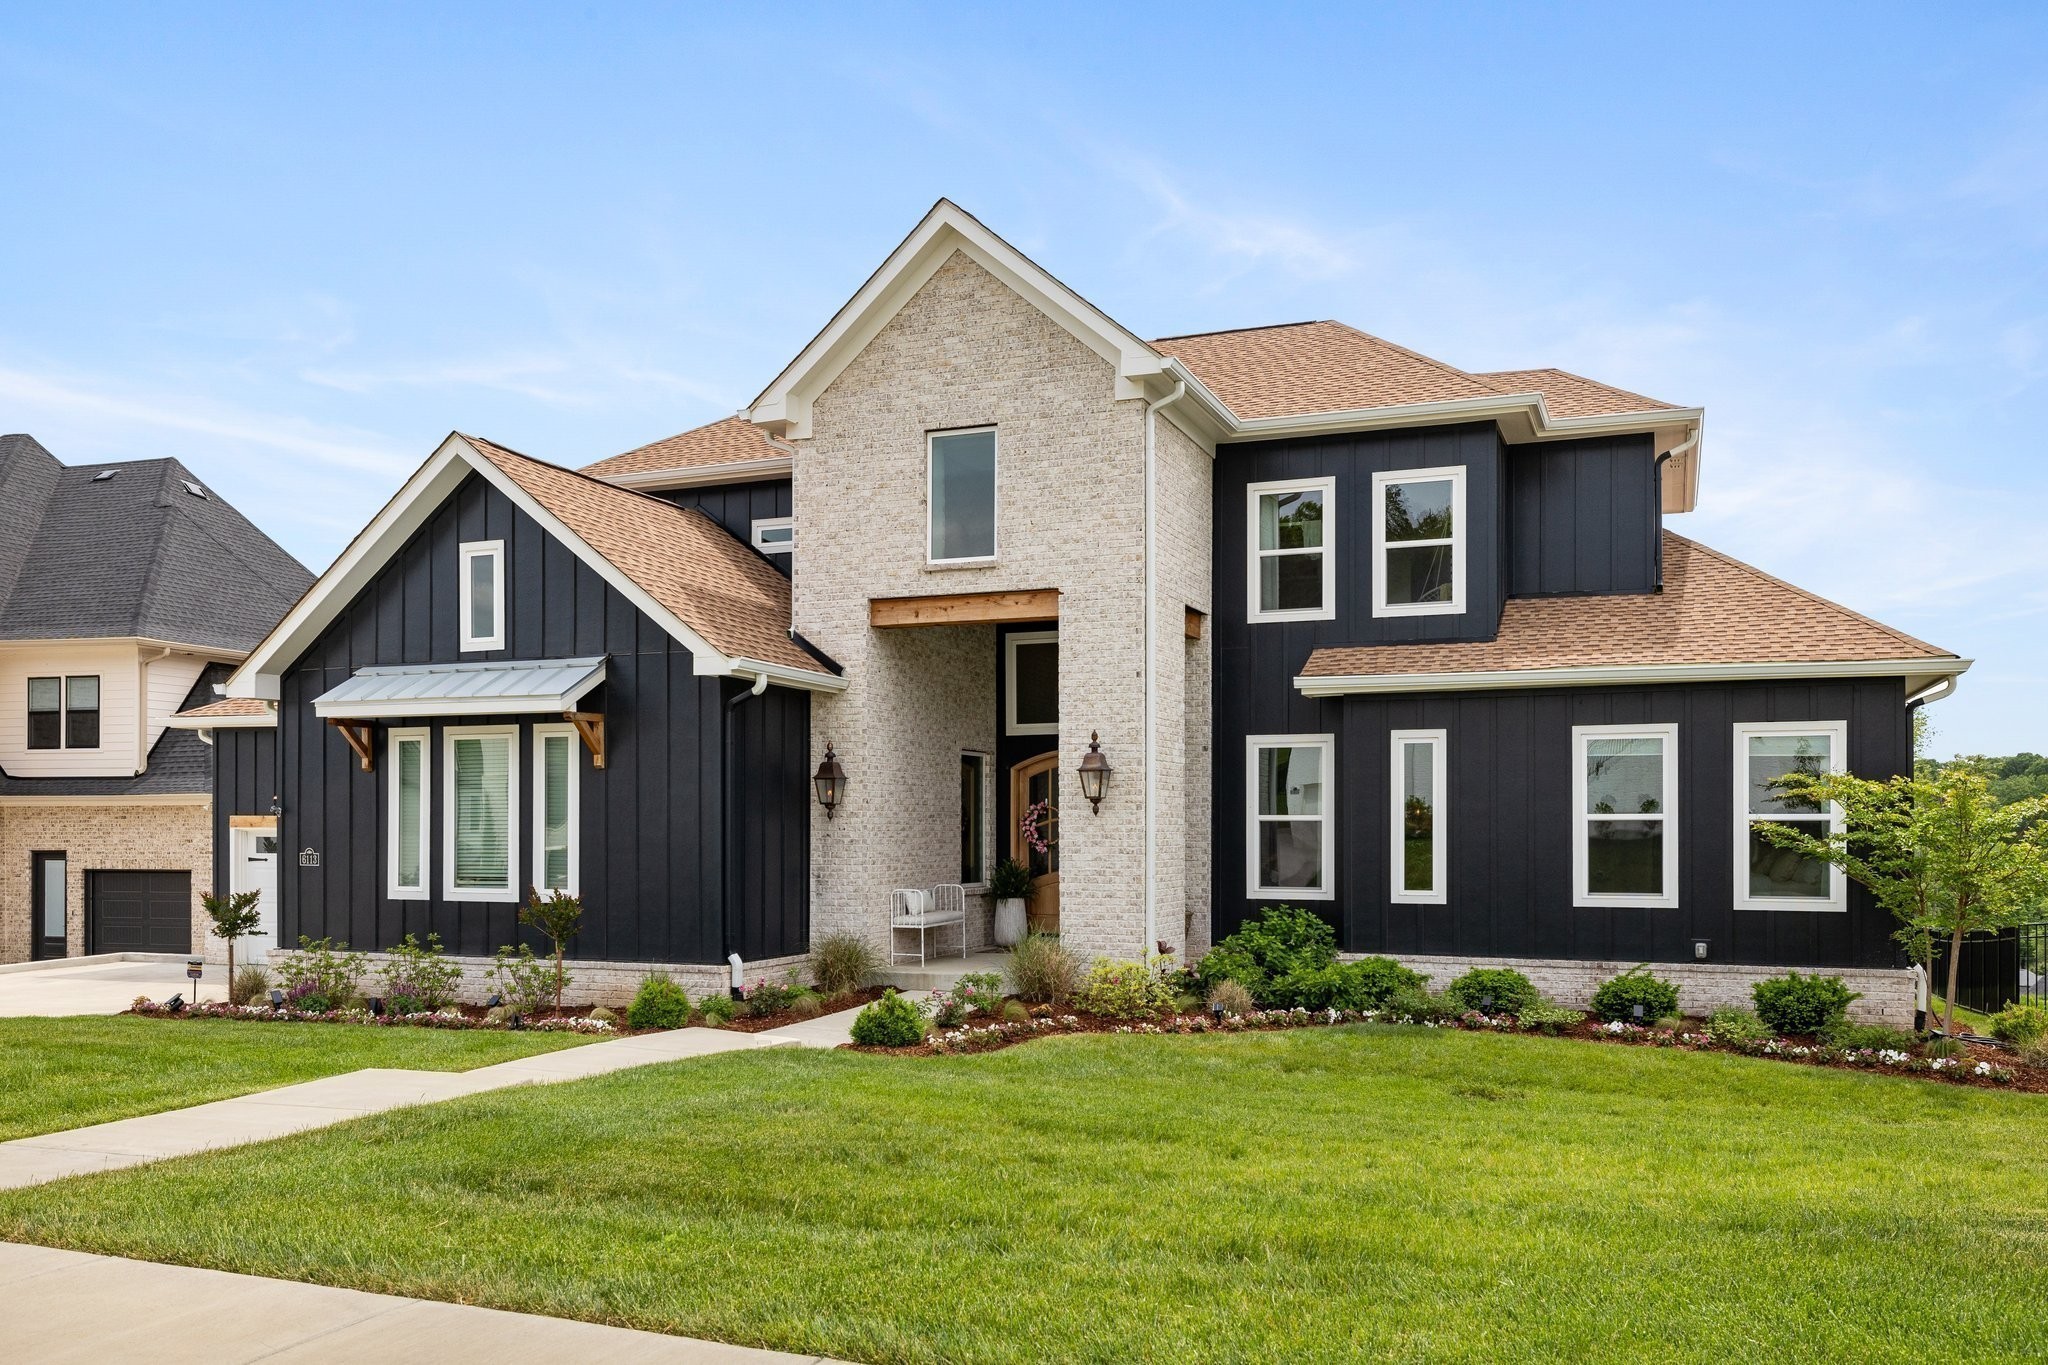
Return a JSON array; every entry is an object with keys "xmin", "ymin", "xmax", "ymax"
[
  {"xmin": 183, "ymin": 201, "xmax": 1966, "ymax": 1018},
  {"xmin": 0, "ymin": 434, "xmax": 312, "ymax": 962}
]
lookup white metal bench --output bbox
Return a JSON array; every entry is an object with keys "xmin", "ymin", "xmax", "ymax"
[{"xmin": 891, "ymin": 884, "xmax": 967, "ymax": 965}]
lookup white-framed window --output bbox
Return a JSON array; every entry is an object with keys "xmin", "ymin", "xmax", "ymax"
[
  {"xmin": 1004, "ymin": 630, "xmax": 1058, "ymax": 736},
  {"xmin": 532, "ymin": 723, "xmax": 580, "ymax": 896},
  {"xmin": 1372, "ymin": 466, "xmax": 1465, "ymax": 616},
  {"xmin": 1246, "ymin": 734, "xmax": 1335, "ymax": 900},
  {"xmin": 444, "ymin": 725, "xmax": 518, "ymax": 902},
  {"xmin": 27, "ymin": 675, "xmax": 99, "ymax": 750},
  {"xmin": 959, "ymin": 750, "xmax": 990, "ymax": 887},
  {"xmin": 1573, "ymin": 723, "xmax": 1679, "ymax": 909},
  {"xmin": 751, "ymin": 516, "xmax": 794, "ymax": 553},
  {"xmin": 387, "ymin": 728, "xmax": 430, "ymax": 900},
  {"xmin": 1390, "ymin": 729, "xmax": 1446, "ymax": 904},
  {"xmin": 928, "ymin": 427, "xmax": 997, "ymax": 564},
  {"xmin": 458, "ymin": 540, "xmax": 505, "ymax": 651},
  {"xmin": 1246, "ymin": 477, "xmax": 1336, "ymax": 622},
  {"xmin": 1734, "ymin": 720, "xmax": 1847, "ymax": 912}
]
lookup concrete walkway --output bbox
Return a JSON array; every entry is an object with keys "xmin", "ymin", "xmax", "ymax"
[
  {"xmin": 0, "ymin": 955, "xmax": 234, "ymax": 1017},
  {"xmin": 0, "ymin": 1242, "xmax": 849, "ymax": 1363},
  {"xmin": 757, "ymin": 1002, "xmax": 864, "ymax": 1049}
]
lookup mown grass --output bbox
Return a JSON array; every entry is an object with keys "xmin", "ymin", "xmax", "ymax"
[
  {"xmin": 2, "ymin": 1026, "xmax": 2045, "ymax": 1363},
  {"xmin": 0, "ymin": 1016, "xmax": 592, "ymax": 1142}
]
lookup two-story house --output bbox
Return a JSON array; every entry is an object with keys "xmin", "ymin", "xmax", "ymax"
[
  {"xmin": 0, "ymin": 434, "xmax": 312, "ymax": 962},
  {"xmin": 187, "ymin": 202, "xmax": 1966, "ymax": 1018}
]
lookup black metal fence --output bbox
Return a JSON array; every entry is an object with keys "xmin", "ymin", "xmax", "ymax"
[{"xmin": 1931, "ymin": 922, "xmax": 2048, "ymax": 1016}]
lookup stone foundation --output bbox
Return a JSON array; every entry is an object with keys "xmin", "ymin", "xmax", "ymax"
[
  {"xmin": 0, "ymin": 799, "xmax": 211, "ymax": 963},
  {"xmin": 255, "ymin": 946, "xmax": 814, "ymax": 1009}
]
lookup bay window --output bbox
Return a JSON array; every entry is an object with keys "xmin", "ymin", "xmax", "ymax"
[
  {"xmin": 1247, "ymin": 734, "xmax": 1335, "ymax": 899},
  {"xmin": 1734, "ymin": 721, "xmax": 1846, "ymax": 911},
  {"xmin": 1573, "ymin": 723, "xmax": 1678, "ymax": 908}
]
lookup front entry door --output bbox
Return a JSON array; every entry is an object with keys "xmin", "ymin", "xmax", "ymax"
[
  {"xmin": 232, "ymin": 828, "xmax": 280, "ymax": 961},
  {"xmin": 1011, "ymin": 754, "xmax": 1060, "ymax": 933},
  {"xmin": 31, "ymin": 852, "xmax": 66, "ymax": 960}
]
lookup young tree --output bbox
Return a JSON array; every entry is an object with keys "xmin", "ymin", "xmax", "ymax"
[
  {"xmin": 199, "ymin": 890, "xmax": 264, "ymax": 1002},
  {"xmin": 519, "ymin": 888, "xmax": 584, "ymax": 1013},
  {"xmin": 1756, "ymin": 764, "xmax": 2048, "ymax": 1038}
]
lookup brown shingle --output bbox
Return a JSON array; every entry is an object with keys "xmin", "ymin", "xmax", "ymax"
[
  {"xmin": 172, "ymin": 697, "xmax": 270, "ymax": 720},
  {"xmin": 1475, "ymin": 367, "xmax": 1680, "ymax": 419},
  {"xmin": 581, "ymin": 415, "xmax": 788, "ymax": 479},
  {"xmin": 1300, "ymin": 533, "xmax": 1953, "ymax": 680},
  {"xmin": 1153, "ymin": 320, "xmax": 1507, "ymax": 419}
]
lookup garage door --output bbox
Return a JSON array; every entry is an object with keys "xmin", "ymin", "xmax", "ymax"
[{"xmin": 88, "ymin": 871, "xmax": 192, "ymax": 954}]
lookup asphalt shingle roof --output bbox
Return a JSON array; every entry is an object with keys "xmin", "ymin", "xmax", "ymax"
[{"xmin": 582, "ymin": 415, "xmax": 789, "ymax": 480}]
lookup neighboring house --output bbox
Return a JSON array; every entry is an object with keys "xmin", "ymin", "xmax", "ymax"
[
  {"xmin": 186, "ymin": 202, "xmax": 1965, "ymax": 1017},
  {"xmin": 0, "ymin": 435, "xmax": 313, "ymax": 962}
]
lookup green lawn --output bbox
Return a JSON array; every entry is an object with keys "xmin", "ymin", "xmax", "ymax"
[
  {"xmin": 2, "ymin": 1027, "xmax": 2044, "ymax": 1364},
  {"xmin": 0, "ymin": 1016, "xmax": 593, "ymax": 1142}
]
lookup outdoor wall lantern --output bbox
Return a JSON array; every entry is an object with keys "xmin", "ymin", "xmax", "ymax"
[
  {"xmin": 813, "ymin": 742, "xmax": 847, "ymax": 819},
  {"xmin": 1077, "ymin": 731, "xmax": 1112, "ymax": 814}
]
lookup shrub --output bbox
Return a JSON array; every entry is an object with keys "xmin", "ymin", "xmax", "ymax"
[
  {"xmin": 810, "ymin": 932, "xmax": 880, "ymax": 996},
  {"xmin": 929, "ymin": 989, "xmax": 969, "ymax": 1029},
  {"xmin": 1819, "ymin": 1018, "xmax": 1920, "ymax": 1051},
  {"xmin": 1001, "ymin": 999, "xmax": 1030, "ymax": 1023},
  {"xmin": 588, "ymin": 1005, "xmax": 619, "ymax": 1025},
  {"xmin": 1589, "ymin": 965, "xmax": 1681, "ymax": 1023},
  {"xmin": 850, "ymin": 989, "xmax": 927, "ymax": 1047},
  {"xmin": 2017, "ymin": 1040, "xmax": 2048, "ymax": 1070},
  {"xmin": 1752, "ymin": 971, "xmax": 1858, "ymax": 1035},
  {"xmin": 1444, "ymin": 968, "xmax": 1539, "ymax": 1016},
  {"xmin": 228, "ymin": 965, "xmax": 270, "ymax": 1007},
  {"xmin": 380, "ymin": 933, "xmax": 463, "ymax": 1013},
  {"xmin": 695, "ymin": 993, "xmax": 738, "ymax": 1026},
  {"xmin": 1516, "ymin": 1001, "xmax": 1584, "ymax": 1035},
  {"xmin": 1195, "ymin": 906, "xmax": 1336, "ymax": 1002},
  {"xmin": 787, "ymin": 992, "xmax": 824, "ymax": 1020},
  {"xmin": 1007, "ymin": 933, "xmax": 1082, "ymax": 1004},
  {"xmin": 742, "ymin": 973, "xmax": 805, "ymax": 1018},
  {"xmin": 1706, "ymin": 1006, "xmax": 1772, "ymax": 1045},
  {"xmin": 275, "ymin": 937, "xmax": 367, "ymax": 1014},
  {"xmin": 1075, "ymin": 959, "xmax": 1180, "ymax": 1021},
  {"xmin": 1279, "ymin": 957, "xmax": 1427, "ymax": 1011},
  {"xmin": 1379, "ymin": 985, "xmax": 1464, "ymax": 1023},
  {"xmin": 1990, "ymin": 1001, "xmax": 2048, "ymax": 1048},
  {"xmin": 626, "ymin": 973, "xmax": 691, "ymax": 1030},
  {"xmin": 518, "ymin": 889, "xmax": 585, "ymax": 1012},
  {"xmin": 486, "ymin": 944, "xmax": 557, "ymax": 1018},
  {"xmin": 1206, "ymin": 979, "xmax": 1256, "ymax": 1017},
  {"xmin": 954, "ymin": 970, "xmax": 1005, "ymax": 1015}
]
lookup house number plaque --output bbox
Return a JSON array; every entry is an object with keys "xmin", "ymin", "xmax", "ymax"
[{"xmin": 298, "ymin": 848, "xmax": 321, "ymax": 867}]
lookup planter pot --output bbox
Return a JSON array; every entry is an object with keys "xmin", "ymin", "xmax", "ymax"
[{"xmin": 993, "ymin": 897, "xmax": 1028, "ymax": 947}]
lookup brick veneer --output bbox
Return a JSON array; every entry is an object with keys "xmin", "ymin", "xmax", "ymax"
[
  {"xmin": 0, "ymin": 800, "xmax": 211, "ymax": 962},
  {"xmin": 254, "ymin": 947, "xmax": 811, "ymax": 1009}
]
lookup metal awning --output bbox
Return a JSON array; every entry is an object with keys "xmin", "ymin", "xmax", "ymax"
[{"xmin": 313, "ymin": 657, "xmax": 607, "ymax": 719}]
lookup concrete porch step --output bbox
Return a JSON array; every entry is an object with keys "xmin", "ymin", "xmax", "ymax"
[{"xmin": 882, "ymin": 950, "xmax": 1013, "ymax": 995}]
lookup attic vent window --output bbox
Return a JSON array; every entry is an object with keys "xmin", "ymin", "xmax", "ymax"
[
  {"xmin": 183, "ymin": 480, "xmax": 209, "ymax": 499},
  {"xmin": 91, "ymin": 470, "xmax": 116, "ymax": 482}
]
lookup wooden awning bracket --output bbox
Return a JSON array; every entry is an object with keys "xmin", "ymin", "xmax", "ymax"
[
  {"xmin": 327, "ymin": 718, "xmax": 376, "ymax": 772},
  {"xmin": 566, "ymin": 711, "xmax": 606, "ymax": 769}
]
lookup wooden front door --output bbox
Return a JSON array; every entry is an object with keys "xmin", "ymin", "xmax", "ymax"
[{"xmin": 1011, "ymin": 753, "xmax": 1060, "ymax": 934}]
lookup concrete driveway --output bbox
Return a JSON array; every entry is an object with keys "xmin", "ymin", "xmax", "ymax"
[{"xmin": 0, "ymin": 956, "xmax": 232, "ymax": 1017}]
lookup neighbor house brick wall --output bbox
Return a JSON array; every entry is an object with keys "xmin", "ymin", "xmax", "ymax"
[{"xmin": 0, "ymin": 800, "xmax": 211, "ymax": 962}]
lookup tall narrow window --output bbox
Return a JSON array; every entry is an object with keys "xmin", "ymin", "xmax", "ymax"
[
  {"xmin": 532, "ymin": 725, "xmax": 579, "ymax": 895},
  {"xmin": 388, "ymin": 729, "xmax": 429, "ymax": 899},
  {"xmin": 64, "ymin": 676, "xmax": 99, "ymax": 748},
  {"xmin": 1372, "ymin": 466, "xmax": 1465, "ymax": 616},
  {"xmin": 445, "ymin": 727, "xmax": 517, "ymax": 901},
  {"xmin": 1247, "ymin": 477, "xmax": 1336, "ymax": 622},
  {"xmin": 1246, "ymin": 735, "xmax": 1335, "ymax": 900},
  {"xmin": 1573, "ymin": 723, "xmax": 1679, "ymax": 909},
  {"xmin": 959, "ymin": 752, "xmax": 989, "ymax": 886},
  {"xmin": 1390, "ymin": 729, "xmax": 1447, "ymax": 904},
  {"xmin": 1735, "ymin": 721, "xmax": 1847, "ymax": 911},
  {"xmin": 26, "ymin": 677, "xmax": 60, "ymax": 750},
  {"xmin": 1005, "ymin": 631, "xmax": 1058, "ymax": 736},
  {"xmin": 459, "ymin": 540, "xmax": 505, "ymax": 651},
  {"xmin": 928, "ymin": 428, "xmax": 997, "ymax": 563}
]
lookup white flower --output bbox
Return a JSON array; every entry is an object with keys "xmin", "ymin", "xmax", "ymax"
[{"xmin": 1974, "ymin": 1061, "xmax": 1993, "ymax": 1076}]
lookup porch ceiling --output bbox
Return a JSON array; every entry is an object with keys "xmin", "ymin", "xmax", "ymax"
[{"xmin": 869, "ymin": 588, "xmax": 1059, "ymax": 629}]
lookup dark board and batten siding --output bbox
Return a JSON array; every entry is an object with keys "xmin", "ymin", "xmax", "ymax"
[
  {"xmin": 276, "ymin": 470, "xmax": 807, "ymax": 966},
  {"xmin": 210, "ymin": 726, "xmax": 278, "ymax": 901},
  {"xmin": 1506, "ymin": 433, "xmax": 1660, "ymax": 597},
  {"xmin": 655, "ymin": 480, "xmax": 793, "ymax": 577}
]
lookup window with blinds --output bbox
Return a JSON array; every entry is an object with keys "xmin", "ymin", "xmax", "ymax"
[
  {"xmin": 388, "ymin": 730, "xmax": 429, "ymax": 899},
  {"xmin": 446, "ymin": 729, "xmax": 516, "ymax": 900},
  {"xmin": 533, "ymin": 726, "xmax": 578, "ymax": 894}
]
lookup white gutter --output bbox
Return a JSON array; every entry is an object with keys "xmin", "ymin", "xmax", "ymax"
[
  {"xmin": 1143, "ymin": 379, "xmax": 1186, "ymax": 958},
  {"xmin": 601, "ymin": 456, "xmax": 795, "ymax": 492},
  {"xmin": 721, "ymin": 657, "xmax": 847, "ymax": 694},
  {"xmin": 138, "ymin": 645, "xmax": 172, "ymax": 773},
  {"xmin": 1906, "ymin": 675, "xmax": 1957, "ymax": 707},
  {"xmin": 1296, "ymin": 656, "xmax": 1973, "ymax": 698}
]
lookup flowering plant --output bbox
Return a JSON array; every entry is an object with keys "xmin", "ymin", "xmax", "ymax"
[{"xmin": 1019, "ymin": 799, "xmax": 1053, "ymax": 857}]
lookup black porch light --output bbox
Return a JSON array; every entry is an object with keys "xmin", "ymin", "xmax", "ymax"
[
  {"xmin": 1076, "ymin": 731, "xmax": 1112, "ymax": 814},
  {"xmin": 813, "ymin": 742, "xmax": 847, "ymax": 819}
]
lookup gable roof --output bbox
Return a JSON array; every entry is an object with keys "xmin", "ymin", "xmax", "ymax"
[
  {"xmin": 581, "ymin": 414, "xmax": 792, "ymax": 486},
  {"xmin": 0, "ymin": 435, "xmax": 312, "ymax": 653},
  {"xmin": 1296, "ymin": 533, "xmax": 1963, "ymax": 696}
]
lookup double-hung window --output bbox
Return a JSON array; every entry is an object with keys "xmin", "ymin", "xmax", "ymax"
[
  {"xmin": 458, "ymin": 540, "xmax": 505, "ymax": 651},
  {"xmin": 1247, "ymin": 478, "xmax": 1335, "ymax": 621},
  {"xmin": 959, "ymin": 752, "xmax": 989, "ymax": 886},
  {"xmin": 1372, "ymin": 466, "xmax": 1465, "ymax": 616},
  {"xmin": 1573, "ymin": 723, "xmax": 1678, "ymax": 908},
  {"xmin": 388, "ymin": 729, "xmax": 430, "ymax": 899},
  {"xmin": 444, "ymin": 726, "xmax": 518, "ymax": 901},
  {"xmin": 1390, "ymin": 729, "xmax": 1447, "ymax": 903},
  {"xmin": 928, "ymin": 428, "xmax": 997, "ymax": 563},
  {"xmin": 27, "ymin": 676, "xmax": 98, "ymax": 750},
  {"xmin": 1734, "ymin": 721, "xmax": 1846, "ymax": 911},
  {"xmin": 1247, "ymin": 734, "xmax": 1334, "ymax": 899},
  {"xmin": 532, "ymin": 724, "xmax": 579, "ymax": 895}
]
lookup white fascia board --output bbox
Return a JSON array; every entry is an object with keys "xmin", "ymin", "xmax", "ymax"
[
  {"xmin": 0, "ymin": 637, "xmax": 249, "ymax": 661},
  {"xmin": 599, "ymin": 456, "xmax": 795, "ymax": 491},
  {"xmin": 1295, "ymin": 657, "xmax": 1972, "ymax": 698},
  {"xmin": 163, "ymin": 711, "xmax": 275, "ymax": 730}
]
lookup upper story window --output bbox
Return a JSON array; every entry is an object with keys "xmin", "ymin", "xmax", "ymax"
[
  {"xmin": 928, "ymin": 427, "xmax": 997, "ymax": 564},
  {"xmin": 459, "ymin": 540, "xmax": 505, "ymax": 651},
  {"xmin": 1247, "ymin": 478, "xmax": 1335, "ymax": 622},
  {"xmin": 1005, "ymin": 631, "xmax": 1058, "ymax": 736},
  {"xmin": 751, "ymin": 517, "xmax": 795, "ymax": 553},
  {"xmin": 1372, "ymin": 466, "xmax": 1465, "ymax": 616},
  {"xmin": 1735, "ymin": 721, "xmax": 1846, "ymax": 912},
  {"xmin": 28, "ymin": 676, "xmax": 98, "ymax": 750},
  {"xmin": 1573, "ymin": 723, "xmax": 1678, "ymax": 909}
]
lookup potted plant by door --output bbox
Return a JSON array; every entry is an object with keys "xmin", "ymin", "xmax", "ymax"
[{"xmin": 989, "ymin": 857, "xmax": 1033, "ymax": 948}]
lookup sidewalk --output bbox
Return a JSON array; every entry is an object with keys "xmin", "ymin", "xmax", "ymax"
[{"xmin": 0, "ymin": 1242, "xmax": 849, "ymax": 1364}]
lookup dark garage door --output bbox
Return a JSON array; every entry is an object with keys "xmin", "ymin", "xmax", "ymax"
[{"xmin": 88, "ymin": 871, "xmax": 192, "ymax": 954}]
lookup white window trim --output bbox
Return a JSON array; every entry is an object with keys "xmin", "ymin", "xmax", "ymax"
[
  {"xmin": 442, "ymin": 724, "xmax": 519, "ymax": 903},
  {"xmin": 1245, "ymin": 733, "xmax": 1336, "ymax": 901},
  {"xmin": 532, "ymin": 723, "xmax": 581, "ymax": 897},
  {"xmin": 387, "ymin": 728, "xmax": 430, "ymax": 900},
  {"xmin": 926, "ymin": 426, "xmax": 998, "ymax": 566},
  {"xmin": 960, "ymin": 749, "xmax": 991, "ymax": 890},
  {"xmin": 1245, "ymin": 476, "xmax": 1337, "ymax": 623},
  {"xmin": 1004, "ymin": 630, "xmax": 1058, "ymax": 736},
  {"xmin": 750, "ymin": 516, "xmax": 794, "ymax": 553},
  {"xmin": 1733, "ymin": 719, "xmax": 1848, "ymax": 913},
  {"xmin": 1389, "ymin": 728, "xmax": 1447, "ymax": 905},
  {"xmin": 1371, "ymin": 465, "xmax": 1467, "ymax": 618},
  {"xmin": 458, "ymin": 539, "xmax": 506, "ymax": 651},
  {"xmin": 1572, "ymin": 722, "xmax": 1680, "ymax": 910}
]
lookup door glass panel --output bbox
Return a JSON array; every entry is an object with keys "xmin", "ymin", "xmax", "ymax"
[
  {"xmin": 1023, "ymin": 768, "xmax": 1059, "ymax": 878},
  {"xmin": 255, "ymin": 837, "xmax": 279, "ymax": 856},
  {"xmin": 40, "ymin": 858, "xmax": 66, "ymax": 938}
]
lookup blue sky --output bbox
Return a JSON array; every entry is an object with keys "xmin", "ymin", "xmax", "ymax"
[{"xmin": 3, "ymin": 3, "xmax": 2045, "ymax": 756}]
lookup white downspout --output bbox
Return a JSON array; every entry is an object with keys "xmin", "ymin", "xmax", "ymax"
[
  {"xmin": 1142, "ymin": 380, "xmax": 1186, "ymax": 958},
  {"xmin": 138, "ymin": 646, "xmax": 172, "ymax": 775}
]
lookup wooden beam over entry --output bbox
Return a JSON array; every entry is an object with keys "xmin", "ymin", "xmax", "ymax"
[{"xmin": 870, "ymin": 588, "xmax": 1059, "ymax": 629}]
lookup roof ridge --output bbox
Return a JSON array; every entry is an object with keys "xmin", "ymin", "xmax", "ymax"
[
  {"xmin": 1663, "ymin": 530, "xmax": 1952, "ymax": 659},
  {"xmin": 1151, "ymin": 319, "xmax": 1324, "ymax": 343},
  {"xmin": 1318, "ymin": 320, "xmax": 1510, "ymax": 396},
  {"xmin": 463, "ymin": 432, "xmax": 722, "ymax": 520},
  {"xmin": 603, "ymin": 412, "xmax": 751, "ymax": 467}
]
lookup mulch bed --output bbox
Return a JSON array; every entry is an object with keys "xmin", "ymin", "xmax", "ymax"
[{"xmin": 719, "ymin": 987, "xmax": 884, "ymax": 1032}]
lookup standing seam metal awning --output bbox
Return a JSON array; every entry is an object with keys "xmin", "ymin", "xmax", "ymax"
[{"xmin": 312, "ymin": 657, "xmax": 607, "ymax": 719}]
